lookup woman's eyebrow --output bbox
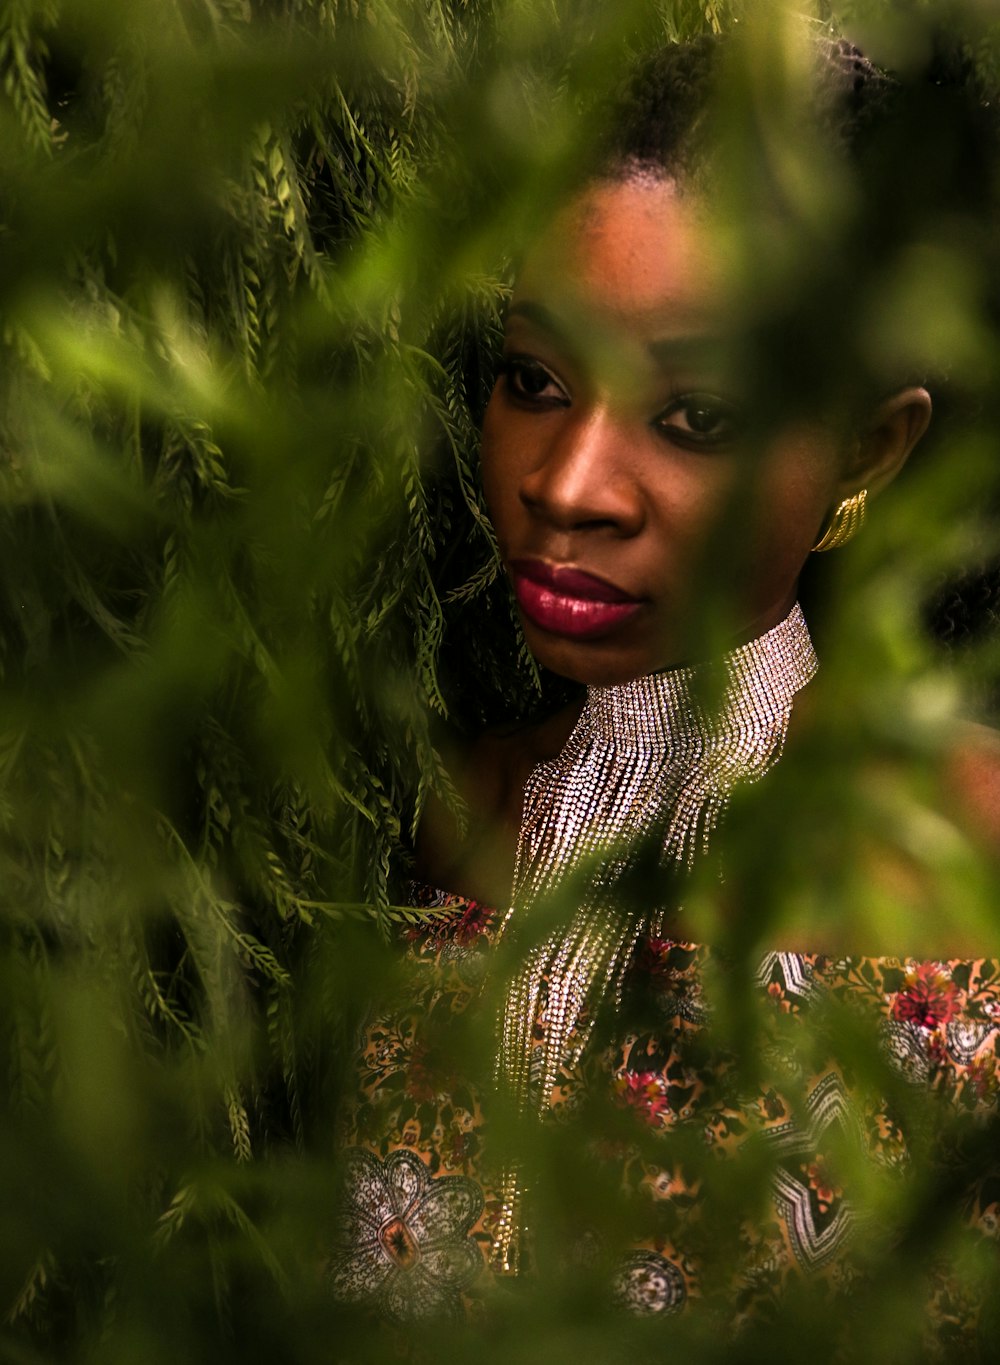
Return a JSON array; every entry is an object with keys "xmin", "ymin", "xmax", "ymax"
[
  {"xmin": 504, "ymin": 299, "xmax": 569, "ymax": 340},
  {"xmin": 506, "ymin": 299, "xmax": 726, "ymax": 372},
  {"xmin": 503, "ymin": 299, "xmax": 587, "ymax": 369}
]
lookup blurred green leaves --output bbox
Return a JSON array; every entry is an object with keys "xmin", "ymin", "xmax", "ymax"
[{"xmin": 1, "ymin": 0, "xmax": 1000, "ymax": 1360}]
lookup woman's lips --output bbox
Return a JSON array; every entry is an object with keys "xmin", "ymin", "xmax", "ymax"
[{"xmin": 509, "ymin": 559, "xmax": 643, "ymax": 640}]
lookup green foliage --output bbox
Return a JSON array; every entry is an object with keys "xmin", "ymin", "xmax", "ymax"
[{"xmin": 1, "ymin": 0, "xmax": 1000, "ymax": 1360}]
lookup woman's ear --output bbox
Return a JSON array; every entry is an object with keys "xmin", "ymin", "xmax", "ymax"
[{"xmin": 837, "ymin": 387, "xmax": 933, "ymax": 498}]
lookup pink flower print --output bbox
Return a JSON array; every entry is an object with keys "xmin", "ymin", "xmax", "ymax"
[
  {"xmin": 634, "ymin": 938, "xmax": 678, "ymax": 980},
  {"xmin": 614, "ymin": 1071, "xmax": 671, "ymax": 1127},
  {"xmin": 891, "ymin": 962, "xmax": 960, "ymax": 1030}
]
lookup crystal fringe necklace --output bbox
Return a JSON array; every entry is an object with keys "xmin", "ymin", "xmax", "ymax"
[{"xmin": 490, "ymin": 602, "xmax": 818, "ymax": 1272}]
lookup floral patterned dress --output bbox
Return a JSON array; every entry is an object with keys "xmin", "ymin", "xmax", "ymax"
[{"xmin": 328, "ymin": 886, "xmax": 1000, "ymax": 1346}]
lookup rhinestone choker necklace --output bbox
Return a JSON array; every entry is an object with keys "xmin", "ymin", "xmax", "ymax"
[{"xmin": 491, "ymin": 602, "xmax": 818, "ymax": 1272}]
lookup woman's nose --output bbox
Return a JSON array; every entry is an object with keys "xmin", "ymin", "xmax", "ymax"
[{"xmin": 518, "ymin": 410, "xmax": 645, "ymax": 536}]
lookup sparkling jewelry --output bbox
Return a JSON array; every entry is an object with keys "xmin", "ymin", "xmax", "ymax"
[
  {"xmin": 812, "ymin": 489, "xmax": 867, "ymax": 553},
  {"xmin": 490, "ymin": 602, "xmax": 818, "ymax": 1273}
]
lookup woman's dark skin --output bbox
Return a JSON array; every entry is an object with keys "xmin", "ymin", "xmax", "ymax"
[{"xmin": 419, "ymin": 174, "xmax": 1000, "ymax": 949}]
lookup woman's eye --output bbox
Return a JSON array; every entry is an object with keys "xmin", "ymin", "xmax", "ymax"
[
  {"xmin": 654, "ymin": 393, "xmax": 742, "ymax": 449},
  {"xmin": 500, "ymin": 356, "xmax": 569, "ymax": 405}
]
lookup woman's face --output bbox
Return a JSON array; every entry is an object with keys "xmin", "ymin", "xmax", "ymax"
[{"xmin": 480, "ymin": 176, "xmax": 849, "ymax": 685}]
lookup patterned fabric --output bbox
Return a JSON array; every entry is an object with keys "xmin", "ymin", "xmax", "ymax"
[
  {"xmin": 331, "ymin": 887, "xmax": 1000, "ymax": 1346},
  {"xmin": 328, "ymin": 1147, "xmax": 483, "ymax": 1321}
]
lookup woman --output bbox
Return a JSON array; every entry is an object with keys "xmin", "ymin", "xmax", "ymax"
[{"xmin": 329, "ymin": 34, "xmax": 1000, "ymax": 1349}]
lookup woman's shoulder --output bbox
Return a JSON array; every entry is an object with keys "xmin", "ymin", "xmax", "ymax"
[
  {"xmin": 415, "ymin": 698, "xmax": 584, "ymax": 906},
  {"xmin": 944, "ymin": 720, "xmax": 1000, "ymax": 850}
]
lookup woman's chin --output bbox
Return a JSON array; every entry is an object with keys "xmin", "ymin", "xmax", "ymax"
[{"xmin": 522, "ymin": 624, "xmax": 668, "ymax": 688}]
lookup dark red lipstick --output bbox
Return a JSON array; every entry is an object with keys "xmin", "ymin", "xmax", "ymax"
[{"xmin": 509, "ymin": 558, "xmax": 643, "ymax": 640}]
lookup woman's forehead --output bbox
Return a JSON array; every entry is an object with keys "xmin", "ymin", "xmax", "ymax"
[{"xmin": 510, "ymin": 176, "xmax": 731, "ymax": 344}]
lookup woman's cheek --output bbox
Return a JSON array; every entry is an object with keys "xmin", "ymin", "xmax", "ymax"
[{"xmin": 749, "ymin": 428, "xmax": 844, "ymax": 566}]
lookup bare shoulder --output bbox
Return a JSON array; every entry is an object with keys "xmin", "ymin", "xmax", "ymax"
[
  {"xmin": 415, "ymin": 697, "xmax": 584, "ymax": 904},
  {"xmin": 943, "ymin": 721, "xmax": 1000, "ymax": 850}
]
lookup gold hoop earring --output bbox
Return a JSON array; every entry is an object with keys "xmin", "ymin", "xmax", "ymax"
[{"xmin": 811, "ymin": 489, "xmax": 867, "ymax": 553}]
